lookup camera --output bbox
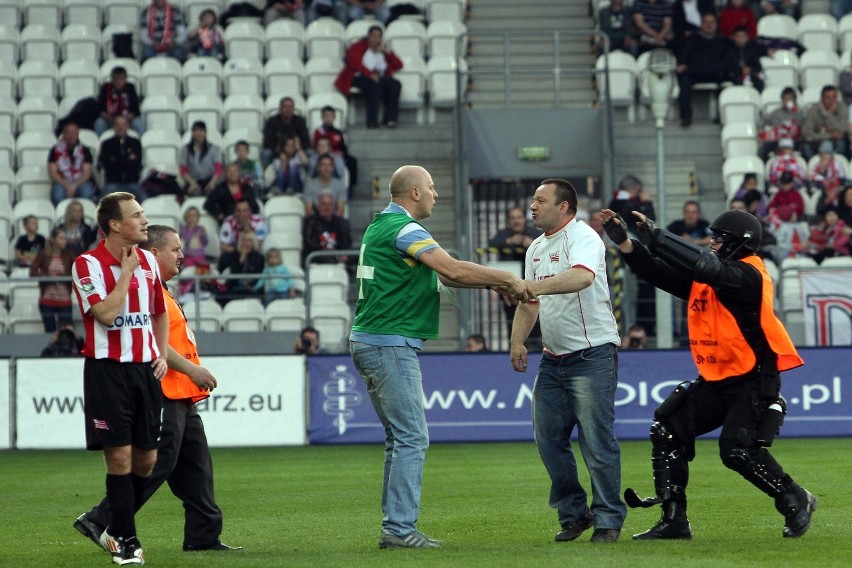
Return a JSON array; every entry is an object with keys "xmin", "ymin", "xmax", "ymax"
[
  {"xmin": 629, "ymin": 336, "xmax": 643, "ymax": 348},
  {"xmin": 301, "ymin": 337, "xmax": 312, "ymax": 349}
]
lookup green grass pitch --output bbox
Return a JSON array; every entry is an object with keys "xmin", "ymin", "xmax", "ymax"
[{"xmin": 1, "ymin": 438, "xmax": 849, "ymax": 567}]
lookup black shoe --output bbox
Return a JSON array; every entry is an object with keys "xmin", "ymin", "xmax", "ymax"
[
  {"xmin": 633, "ymin": 502, "xmax": 693, "ymax": 540},
  {"xmin": 73, "ymin": 512, "xmax": 106, "ymax": 551},
  {"xmin": 680, "ymin": 117, "xmax": 692, "ymax": 128},
  {"xmin": 554, "ymin": 511, "xmax": 594, "ymax": 542},
  {"xmin": 183, "ymin": 541, "xmax": 243, "ymax": 551},
  {"xmin": 776, "ymin": 486, "xmax": 817, "ymax": 538},
  {"xmin": 590, "ymin": 528, "xmax": 620, "ymax": 543},
  {"xmin": 366, "ymin": 122, "xmax": 380, "ymax": 129},
  {"xmin": 384, "ymin": 121, "xmax": 396, "ymax": 128}
]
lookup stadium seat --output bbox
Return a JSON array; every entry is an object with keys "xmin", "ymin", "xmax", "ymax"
[
  {"xmin": 263, "ymin": 231, "xmax": 302, "ymax": 262},
  {"xmin": 0, "ymin": 61, "xmax": 15, "ymax": 100},
  {"xmin": 263, "ymin": 195, "xmax": 305, "ymax": 235},
  {"xmin": 224, "ymin": 93, "xmax": 265, "ymax": 131},
  {"xmin": 345, "ymin": 19, "xmax": 382, "ymax": 46},
  {"xmin": 185, "ymin": 0, "xmax": 224, "ymax": 26},
  {"xmin": 223, "ymin": 58, "xmax": 264, "ymax": 96},
  {"xmin": 595, "ymin": 51, "xmax": 637, "ymax": 122},
  {"xmin": 305, "ymin": 18, "xmax": 346, "ymax": 59},
  {"xmin": 841, "ymin": 13, "xmax": 852, "ymax": 52},
  {"xmin": 54, "ymin": 197, "xmax": 98, "ymax": 227},
  {"xmin": 225, "ymin": 21, "xmax": 265, "ymax": 61},
  {"xmin": 0, "ymin": 0, "xmax": 21, "ymax": 29},
  {"xmin": 0, "ymin": 168, "xmax": 14, "ymax": 205},
  {"xmin": 100, "ymin": 24, "xmax": 136, "ymax": 61},
  {"xmin": 141, "ymin": 129, "xmax": 182, "ymax": 168},
  {"xmin": 308, "ymin": 301, "xmax": 351, "ymax": 352},
  {"xmin": 15, "ymin": 165, "xmax": 51, "ymax": 201},
  {"xmin": 265, "ymin": 18, "xmax": 305, "ymax": 60},
  {"xmin": 16, "ymin": 132, "xmax": 55, "ymax": 169},
  {"xmin": 20, "ymin": 24, "xmax": 60, "ymax": 62},
  {"xmin": 723, "ymin": 155, "xmax": 764, "ymax": 199},
  {"xmin": 427, "ymin": 0, "xmax": 465, "ymax": 22},
  {"xmin": 141, "ymin": 57, "xmax": 183, "ymax": 97},
  {"xmin": 182, "ymin": 94, "xmax": 224, "ymax": 134},
  {"xmin": 197, "ymin": 213, "xmax": 221, "ymax": 260},
  {"xmin": 396, "ymin": 55, "xmax": 427, "ymax": 124},
  {"xmin": 8, "ymin": 303, "xmax": 44, "ymax": 334},
  {"xmin": 64, "ymin": 0, "xmax": 103, "ymax": 28},
  {"xmin": 180, "ymin": 129, "xmax": 223, "ymax": 150},
  {"xmin": 0, "ymin": 24, "xmax": 20, "ymax": 65},
  {"xmin": 222, "ymin": 298, "xmax": 266, "ymax": 331},
  {"xmin": 757, "ymin": 14, "xmax": 797, "ymax": 41},
  {"xmin": 223, "ymin": 128, "xmax": 262, "ymax": 162},
  {"xmin": 0, "ymin": 273, "xmax": 8, "ymax": 308},
  {"xmin": 23, "ymin": 0, "xmax": 62, "ymax": 28},
  {"xmin": 142, "ymin": 194, "xmax": 182, "ymax": 228},
  {"xmin": 721, "ymin": 122, "xmax": 758, "ymax": 159},
  {"xmin": 104, "ymin": 0, "xmax": 143, "ymax": 28},
  {"xmin": 61, "ymin": 24, "xmax": 102, "ymax": 63},
  {"xmin": 797, "ymin": 14, "xmax": 838, "ymax": 52},
  {"xmin": 305, "ymin": 91, "xmax": 348, "ymax": 132},
  {"xmin": 307, "ymin": 264, "xmax": 349, "ymax": 304},
  {"xmin": 181, "ymin": 299, "xmax": 223, "ymax": 332},
  {"xmin": 0, "ymin": 129, "xmax": 13, "ymax": 165},
  {"xmin": 798, "ymin": 50, "xmax": 841, "ymax": 92},
  {"xmin": 799, "ymin": 85, "xmax": 823, "ymax": 109},
  {"xmin": 264, "ymin": 57, "xmax": 305, "ymax": 101},
  {"xmin": 820, "ymin": 256, "xmax": 852, "ymax": 268},
  {"xmin": 78, "ymin": 128, "xmax": 100, "ymax": 164},
  {"xmin": 182, "ymin": 56, "xmax": 223, "ymax": 96},
  {"xmin": 59, "ymin": 60, "xmax": 100, "ymax": 100},
  {"xmin": 760, "ymin": 50, "xmax": 799, "ymax": 89},
  {"xmin": 100, "ymin": 58, "xmax": 141, "ymax": 86},
  {"xmin": 779, "ymin": 256, "xmax": 817, "ymax": 344},
  {"xmin": 0, "ymin": 220, "xmax": 10, "ymax": 269},
  {"xmin": 304, "ymin": 57, "xmax": 343, "ymax": 97},
  {"xmin": 807, "ymin": 152, "xmax": 850, "ymax": 177},
  {"xmin": 426, "ymin": 56, "xmax": 468, "ymax": 119},
  {"xmin": 265, "ymin": 298, "xmax": 306, "ymax": 332},
  {"xmin": 426, "ymin": 20, "xmax": 467, "ymax": 58},
  {"xmin": 385, "ymin": 20, "xmax": 426, "ymax": 59},
  {"xmin": 13, "ymin": 198, "xmax": 55, "ymax": 237},
  {"xmin": 17, "ymin": 60, "xmax": 59, "ymax": 99},
  {"xmin": 718, "ymin": 85, "xmax": 760, "ymax": 126},
  {"xmin": 141, "ymin": 95, "xmax": 183, "ymax": 133}
]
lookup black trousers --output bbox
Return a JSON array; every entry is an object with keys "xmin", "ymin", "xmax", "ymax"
[
  {"xmin": 88, "ymin": 398, "xmax": 223, "ymax": 548},
  {"xmin": 352, "ymin": 74, "xmax": 401, "ymax": 126}
]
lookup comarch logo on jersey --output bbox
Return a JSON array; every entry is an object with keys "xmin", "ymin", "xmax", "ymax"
[{"xmin": 108, "ymin": 312, "xmax": 151, "ymax": 329}]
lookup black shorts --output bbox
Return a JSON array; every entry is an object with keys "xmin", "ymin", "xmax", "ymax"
[{"xmin": 83, "ymin": 358, "xmax": 163, "ymax": 451}]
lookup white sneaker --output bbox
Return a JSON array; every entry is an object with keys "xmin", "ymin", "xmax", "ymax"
[
  {"xmin": 99, "ymin": 529, "xmax": 122, "ymax": 564},
  {"xmin": 118, "ymin": 538, "xmax": 144, "ymax": 566}
]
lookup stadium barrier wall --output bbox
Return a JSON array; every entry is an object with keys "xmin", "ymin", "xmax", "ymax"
[{"xmin": 1, "ymin": 360, "xmax": 9, "ymax": 449}]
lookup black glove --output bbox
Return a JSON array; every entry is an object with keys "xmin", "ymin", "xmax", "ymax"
[
  {"xmin": 636, "ymin": 216, "xmax": 659, "ymax": 246},
  {"xmin": 603, "ymin": 214, "xmax": 629, "ymax": 245}
]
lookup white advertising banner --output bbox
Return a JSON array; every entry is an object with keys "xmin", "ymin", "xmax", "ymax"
[
  {"xmin": 0, "ymin": 359, "xmax": 10, "ymax": 449},
  {"xmin": 799, "ymin": 269, "xmax": 852, "ymax": 347},
  {"xmin": 15, "ymin": 356, "xmax": 306, "ymax": 449}
]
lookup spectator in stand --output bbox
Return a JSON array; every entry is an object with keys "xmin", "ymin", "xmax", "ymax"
[
  {"xmin": 632, "ymin": 0, "xmax": 674, "ymax": 54},
  {"xmin": 767, "ymin": 138, "xmax": 806, "ymax": 188},
  {"xmin": 810, "ymin": 140, "xmax": 847, "ymax": 211},
  {"xmin": 675, "ymin": 13, "xmax": 738, "ymax": 128},
  {"xmin": 335, "ymin": 25, "xmax": 403, "ymax": 129},
  {"xmin": 294, "ymin": 326, "xmax": 324, "ymax": 354},
  {"xmin": 309, "ymin": 136, "xmax": 348, "ymax": 181},
  {"xmin": 620, "ymin": 324, "xmax": 648, "ymax": 350},
  {"xmin": 607, "ymin": 175, "xmax": 657, "ymax": 234},
  {"xmin": 312, "ymin": 106, "xmax": 358, "ymax": 193},
  {"xmin": 41, "ymin": 323, "xmax": 84, "ymax": 357},
  {"xmin": 731, "ymin": 173, "xmax": 768, "ymax": 217},
  {"xmin": 204, "ymin": 163, "xmax": 261, "ymax": 224},
  {"xmin": 14, "ymin": 216, "xmax": 46, "ymax": 267},
  {"xmin": 731, "ymin": 26, "xmax": 764, "ymax": 92},
  {"xmin": 179, "ymin": 206, "xmax": 209, "ymax": 268},
  {"xmin": 261, "ymin": 248, "xmax": 297, "ymax": 305},
  {"xmin": 49, "ymin": 123, "xmax": 97, "ymax": 206},
  {"xmin": 758, "ymin": 87, "xmax": 802, "ymax": 161},
  {"xmin": 30, "ymin": 227, "xmax": 77, "ymax": 333},
  {"xmin": 261, "ymin": 97, "xmax": 311, "ymax": 167},
  {"xmin": 466, "ymin": 334, "xmax": 488, "ymax": 352},
  {"xmin": 596, "ymin": 0, "xmax": 638, "ymax": 56},
  {"xmin": 801, "ymin": 85, "xmax": 848, "ymax": 160},
  {"xmin": 140, "ymin": 0, "xmax": 187, "ymax": 61},
  {"xmin": 264, "ymin": 0, "xmax": 305, "ymax": 26},
  {"xmin": 719, "ymin": 0, "xmax": 756, "ymax": 40},
  {"xmin": 267, "ymin": 136, "xmax": 309, "ymax": 197},
  {"xmin": 759, "ymin": 0, "xmax": 800, "ymax": 19},
  {"xmin": 99, "ymin": 116, "xmax": 145, "ymax": 201},
  {"xmin": 838, "ymin": 186, "xmax": 852, "ymax": 228},
  {"xmin": 667, "ymin": 200, "xmax": 713, "ymax": 247},
  {"xmin": 671, "ymin": 0, "xmax": 717, "ymax": 54},
  {"xmin": 740, "ymin": 190, "xmax": 780, "ymax": 262},
  {"xmin": 94, "ymin": 67, "xmax": 144, "ymax": 137},
  {"xmin": 302, "ymin": 193, "xmax": 353, "ymax": 266},
  {"xmin": 219, "ymin": 199, "xmax": 268, "ymax": 255},
  {"xmin": 57, "ymin": 200, "xmax": 96, "ymax": 258},
  {"xmin": 186, "ymin": 8, "xmax": 225, "ymax": 60},
  {"xmin": 233, "ymin": 140, "xmax": 262, "ymax": 188},
  {"xmin": 303, "ymin": 155, "xmax": 347, "ymax": 217},
  {"xmin": 806, "ymin": 206, "xmax": 851, "ymax": 263},
  {"xmin": 767, "ymin": 171, "xmax": 805, "ymax": 225},
  {"xmin": 346, "ymin": 0, "xmax": 390, "ymax": 24},
  {"xmin": 180, "ymin": 121, "xmax": 223, "ymax": 197},
  {"xmin": 832, "ymin": 0, "xmax": 852, "ymax": 21},
  {"xmin": 216, "ymin": 230, "xmax": 265, "ymax": 304}
]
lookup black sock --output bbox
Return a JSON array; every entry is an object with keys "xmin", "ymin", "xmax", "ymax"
[
  {"xmin": 105, "ymin": 474, "xmax": 136, "ymax": 539},
  {"xmin": 130, "ymin": 474, "xmax": 149, "ymax": 513}
]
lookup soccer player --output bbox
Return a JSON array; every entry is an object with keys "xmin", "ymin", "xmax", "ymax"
[
  {"xmin": 71, "ymin": 192, "xmax": 169, "ymax": 565},
  {"xmin": 74, "ymin": 224, "xmax": 241, "ymax": 558},
  {"xmin": 350, "ymin": 164, "xmax": 533, "ymax": 548}
]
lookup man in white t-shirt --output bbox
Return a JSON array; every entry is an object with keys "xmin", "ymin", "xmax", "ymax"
[{"xmin": 510, "ymin": 178, "xmax": 626, "ymax": 544}]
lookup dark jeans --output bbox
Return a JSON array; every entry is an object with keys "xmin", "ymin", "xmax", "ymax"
[
  {"xmin": 352, "ymin": 74, "xmax": 401, "ymax": 126},
  {"xmin": 39, "ymin": 303, "xmax": 72, "ymax": 333},
  {"xmin": 677, "ymin": 71, "xmax": 724, "ymax": 120}
]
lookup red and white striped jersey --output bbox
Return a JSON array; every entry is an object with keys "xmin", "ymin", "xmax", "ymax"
[{"xmin": 72, "ymin": 241, "xmax": 167, "ymax": 362}]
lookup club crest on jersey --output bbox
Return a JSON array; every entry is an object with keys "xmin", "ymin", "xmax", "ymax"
[
  {"xmin": 79, "ymin": 276, "xmax": 95, "ymax": 295},
  {"xmin": 549, "ymin": 252, "xmax": 560, "ymax": 262}
]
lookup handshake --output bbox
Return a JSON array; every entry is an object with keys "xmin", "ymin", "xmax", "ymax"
[{"xmin": 490, "ymin": 277, "xmax": 538, "ymax": 305}]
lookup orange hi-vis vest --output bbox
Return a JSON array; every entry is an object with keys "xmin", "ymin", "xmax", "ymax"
[
  {"xmin": 687, "ymin": 255, "xmax": 804, "ymax": 381},
  {"xmin": 161, "ymin": 289, "xmax": 209, "ymax": 403}
]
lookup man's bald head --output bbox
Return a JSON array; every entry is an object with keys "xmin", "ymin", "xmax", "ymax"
[
  {"xmin": 389, "ymin": 165, "xmax": 429, "ymax": 199},
  {"xmin": 387, "ymin": 165, "xmax": 437, "ymax": 220}
]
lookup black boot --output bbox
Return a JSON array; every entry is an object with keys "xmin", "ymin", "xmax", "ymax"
[
  {"xmin": 633, "ymin": 501, "xmax": 693, "ymax": 540},
  {"xmin": 774, "ymin": 478, "xmax": 817, "ymax": 538}
]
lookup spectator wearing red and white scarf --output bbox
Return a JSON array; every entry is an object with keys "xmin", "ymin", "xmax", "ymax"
[
  {"xmin": 140, "ymin": 0, "xmax": 187, "ymax": 61},
  {"xmin": 767, "ymin": 138, "xmax": 806, "ymax": 188},
  {"xmin": 48, "ymin": 123, "xmax": 97, "ymax": 206},
  {"xmin": 809, "ymin": 140, "xmax": 847, "ymax": 210},
  {"xmin": 94, "ymin": 66, "xmax": 144, "ymax": 136}
]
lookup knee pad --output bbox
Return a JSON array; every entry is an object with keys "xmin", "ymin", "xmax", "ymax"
[
  {"xmin": 650, "ymin": 421, "xmax": 680, "ymax": 449},
  {"xmin": 721, "ymin": 447, "xmax": 749, "ymax": 472},
  {"xmin": 721, "ymin": 447, "xmax": 785, "ymax": 498}
]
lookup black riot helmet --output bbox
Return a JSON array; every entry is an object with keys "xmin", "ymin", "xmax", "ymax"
[{"xmin": 709, "ymin": 210, "xmax": 762, "ymax": 259}]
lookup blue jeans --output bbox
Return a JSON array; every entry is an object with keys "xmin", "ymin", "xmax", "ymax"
[
  {"xmin": 102, "ymin": 182, "xmax": 146, "ymax": 202},
  {"xmin": 349, "ymin": 341, "xmax": 429, "ymax": 536},
  {"xmin": 532, "ymin": 344, "xmax": 626, "ymax": 530},
  {"xmin": 51, "ymin": 181, "xmax": 97, "ymax": 206}
]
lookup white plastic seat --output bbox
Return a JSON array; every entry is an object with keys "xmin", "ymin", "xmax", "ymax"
[
  {"xmin": 17, "ymin": 97, "xmax": 58, "ymax": 136},
  {"xmin": 345, "ymin": 19, "xmax": 382, "ymax": 46},
  {"xmin": 426, "ymin": 20, "xmax": 467, "ymax": 58},
  {"xmin": 721, "ymin": 122, "xmax": 758, "ymax": 159},
  {"xmin": 800, "ymin": 85, "xmax": 823, "ymax": 109},
  {"xmin": 141, "ymin": 194, "xmax": 182, "ymax": 227},
  {"xmin": 100, "ymin": 58, "xmax": 141, "ymax": 86},
  {"xmin": 807, "ymin": 153, "xmax": 850, "ymax": 178},
  {"xmin": 265, "ymin": 297, "xmax": 306, "ymax": 332},
  {"xmin": 185, "ymin": 0, "xmax": 224, "ymax": 26},
  {"xmin": 59, "ymin": 60, "xmax": 100, "ymax": 100},
  {"xmin": 308, "ymin": 263, "xmax": 349, "ymax": 304},
  {"xmin": 0, "ymin": 131, "xmax": 14, "ymax": 169},
  {"xmin": 760, "ymin": 85, "xmax": 801, "ymax": 116},
  {"xmin": 595, "ymin": 52, "xmax": 637, "ymax": 120},
  {"xmin": 798, "ymin": 50, "xmax": 841, "ymax": 92},
  {"xmin": 17, "ymin": 60, "xmax": 59, "ymax": 99},
  {"xmin": 797, "ymin": 14, "xmax": 838, "ymax": 52},
  {"xmin": 222, "ymin": 298, "xmax": 266, "ymax": 331},
  {"xmin": 16, "ymin": 131, "xmax": 55, "ymax": 169},
  {"xmin": 8, "ymin": 303, "xmax": 45, "ymax": 334},
  {"xmin": 141, "ymin": 129, "xmax": 182, "ymax": 168},
  {"xmin": 141, "ymin": 57, "xmax": 182, "ymax": 97},
  {"xmin": 262, "ymin": 232, "xmax": 302, "ymax": 258},
  {"xmin": 182, "ymin": 57, "xmax": 223, "ymax": 96},
  {"xmin": 757, "ymin": 14, "xmax": 797, "ymax": 41},
  {"xmin": 223, "ymin": 58, "xmax": 264, "ymax": 96},
  {"xmin": 760, "ymin": 50, "xmax": 799, "ymax": 88},
  {"xmin": 719, "ymin": 85, "xmax": 760, "ymax": 126},
  {"xmin": 223, "ymin": 127, "xmax": 262, "ymax": 162},
  {"xmin": 0, "ymin": 97, "xmax": 15, "ymax": 141},
  {"xmin": 723, "ymin": 155, "xmax": 765, "ymax": 198},
  {"xmin": 181, "ymin": 299, "xmax": 223, "ymax": 332},
  {"xmin": 263, "ymin": 195, "xmax": 305, "ymax": 235},
  {"xmin": 820, "ymin": 256, "xmax": 852, "ymax": 268},
  {"xmin": 308, "ymin": 301, "xmax": 351, "ymax": 352},
  {"xmin": 265, "ymin": 18, "xmax": 305, "ymax": 60},
  {"xmin": 385, "ymin": 19, "xmax": 426, "ymax": 58},
  {"xmin": 104, "ymin": 0, "xmax": 143, "ymax": 28},
  {"xmin": 180, "ymin": 129, "xmax": 222, "ymax": 149},
  {"xmin": 304, "ymin": 57, "xmax": 343, "ymax": 96},
  {"xmin": 15, "ymin": 165, "xmax": 51, "ymax": 201},
  {"xmin": 13, "ymin": 198, "xmax": 55, "ymax": 237},
  {"xmin": 64, "ymin": 0, "xmax": 104, "ymax": 27},
  {"xmin": 0, "ymin": 168, "xmax": 14, "ymax": 205},
  {"xmin": 223, "ymin": 93, "xmax": 265, "ymax": 131},
  {"xmin": 264, "ymin": 57, "xmax": 305, "ymax": 99},
  {"xmin": 0, "ymin": 61, "xmax": 16, "ymax": 100},
  {"xmin": 182, "ymin": 94, "xmax": 224, "ymax": 134},
  {"xmin": 427, "ymin": 0, "xmax": 465, "ymax": 22},
  {"xmin": 0, "ymin": 24, "xmax": 20, "ymax": 64},
  {"xmin": 61, "ymin": 24, "xmax": 102, "ymax": 63},
  {"xmin": 141, "ymin": 95, "xmax": 183, "ymax": 133},
  {"xmin": 396, "ymin": 55, "xmax": 427, "ymax": 124},
  {"xmin": 0, "ymin": 1, "xmax": 21, "ymax": 29},
  {"xmin": 305, "ymin": 18, "xmax": 345, "ymax": 59},
  {"xmin": 23, "ymin": 0, "xmax": 62, "ymax": 28},
  {"xmin": 305, "ymin": 91, "xmax": 347, "ymax": 132},
  {"xmin": 77, "ymin": 128, "xmax": 100, "ymax": 165},
  {"xmin": 841, "ymin": 13, "xmax": 852, "ymax": 52},
  {"xmin": 225, "ymin": 21, "xmax": 265, "ymax": 61},
  {"xmin": 426, "ymin": 56, "xmax": 469, "ymax": 117},
  {"xmin": 20, "ymin": 24, "xmax": 60, "ymax": 62}
]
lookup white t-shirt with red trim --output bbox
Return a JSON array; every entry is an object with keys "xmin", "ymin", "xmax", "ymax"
[
  {"xmin": 525, "ymin": 218, "xmax": 620, "ymax": 355},
  {"xmin": 72, "ymin": 241, "xmax": 166, "ymax": 362}
]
